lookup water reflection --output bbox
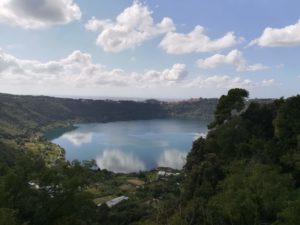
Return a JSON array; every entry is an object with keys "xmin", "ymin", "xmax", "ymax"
[
  {"xmin": 48, "ymin": 119, "xmax": 208, "ymax": 172},
  {"xmin": 62, "ymin": 132, "xmax": 94, "ymax": 146},
  {"xmin": 193, "ymin": 132, "xmax": 207, "ymax": 141},
  {"xmin": 96, "ymin": 150, "xmax": 146, "ymax": 173},
  {"xmin": 158, "ymin": 150, "xmax": 187, "ymax": 170}
]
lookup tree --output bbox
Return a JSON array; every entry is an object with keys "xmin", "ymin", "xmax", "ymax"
[
  {"xmin": 208, "ymin": 163, "xmax": 292, "ymax": 225},
  {"xmin": 0, "ymin": 208, "xmax": 18, "ymax": 225},
  {"xmin": 275, "ymin": 190, "xmax": 300, "ymax": 225},
  {"xmin": 274, "ymin": 95, "xmax": 300, "ymax": 146},
  {"xmin": 209, "ymin": 88, "xmax": 249, "ymax": 129}
]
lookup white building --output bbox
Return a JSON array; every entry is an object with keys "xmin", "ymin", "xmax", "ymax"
[{"xmin": 102, "ymin": 196, "xmax": 129, "ymax": 208}]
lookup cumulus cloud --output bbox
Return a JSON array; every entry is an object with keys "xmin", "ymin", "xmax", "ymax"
[
  {"xmin": 0, "ymin": 49, "xmax": 275, "ymax": 90},
  {"xmin": 186, "ymin": 75, "xmax": 252, "ymax": 88},
  {"xmin": 158, "ymin": 150, "xmax": 187, "ymax": 170},
  {"xmin": 0, "ymin": 49, "xmax": 187, "ymax": 87},
  {"xmin": 85, "ymin": 1, "xmax": 175, "ymax": 52},
  {"xmin": 0, "ymin": 0, "xmax": 81, "ymax": 29},
  {"xmin": 250, "ymin": 20, "xmax": 300, "ymax": 47},
  {"xmin": 85, "ymin": 0, "xmax": 243, "ymax": 53},
  {"xmin": 185, "ymin": 75, "xmax": 274, "ymax": 89},
  {"xmin": 161, "ymin": 64, "xmax": 188, "ymax": 81},
  {"xmin": 196, "ymin": 49, "xmax": 268, "ymax": 72},
  {"xmin": 159, "ymin": 25, "xmax": 242, "ymax": 54},
  {"xmin": 96, "ymin": 150, "xmax": 146, "ymax": 173},
  {"xmin": 62, "ymin": 132, "xmax": 93, "ymax": 146}
]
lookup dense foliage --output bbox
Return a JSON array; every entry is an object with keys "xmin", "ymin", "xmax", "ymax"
[
  {"xmin": 174, "ymin": 89, "xmax": 300, "ymax": 225},
  {"xmin": 208, "ymin": 88, "xmax": 249, "ymax": 128},
  {"xmin": 0, "ymin": 141, "xmax": 183, "ymax": 225}
]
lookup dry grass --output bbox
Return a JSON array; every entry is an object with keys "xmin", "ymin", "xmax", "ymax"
[
  {"xmin": 127, "ymin": 179, "xmax": 145, "ymax": 186},
  {"xmin": 119, "ymin": 184, "xmax": 135, "ymax": 192},
  {"xmin": 93, "ymin": 196, "xmax": 114, "ymax": 205}
]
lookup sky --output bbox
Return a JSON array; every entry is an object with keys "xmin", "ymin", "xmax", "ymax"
[{"xmin": 0, "ymin": 0, "xmax": 300, "ymax": 99}]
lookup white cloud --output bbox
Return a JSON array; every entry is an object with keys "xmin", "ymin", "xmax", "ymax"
[
  {"xmin": 250, "ymin": 20, "xmax": 300, "ymax": 47},
  {"xmin": 0, "ymin": 49, "xmax": 275, "ymax": 91},
  {"xmin": 0, "ymin": 49, "xmax": 187, "ymax": 87},
  {"xmin": 185, "ymin": 75, "xmax": 275, "ymax": 89},
  {"xmin": 159, "ymin": 25, "xmax": 242, "ymax": 54},
  {"xmin": 244, "ymin": 64, "xmax": 268, "ymax": 72},
  {"xmin": 0, "ymin": 0, "xmax": 81, "ymax": 29},
  {"xmin": 186, "ymin": 75, "xmax": 253, "ymax": 89},
  {"xmin": 158, "ymin": 150, "xmax": 187, "ymax": 170},
  {"xmin": 161, "ymin": 64, "xmax": 188, "ymax": 81},
  {"xmin": 85, "ymin": 18, "xmax": 112, "ymax": 32},
  {"xmin": 96, "ymin": 150, "xmax": 146, "ymax": 173},
  {"xmin": 196, "ymin": 49, "xmax": 268, "ymax": 72},
  {"xmin": 261, "ymin": 79, "xmax": 275, "ymax": 87},
  {"xmin": 85, "ymin": 1, "xmax": 175, "ymax": 52}
]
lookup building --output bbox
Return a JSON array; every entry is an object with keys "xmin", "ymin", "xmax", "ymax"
[{"xmin": 100, "ymin": 196, "xmax": 129, "ymax": 208}]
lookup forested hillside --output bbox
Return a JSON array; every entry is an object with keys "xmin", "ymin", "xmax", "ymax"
[
  {"xmin": 0, "ymin": 93, "xmax": 217, "ymax": 138},
  {"xmin": 168, "ymin": 89, "xmax": 300, "ymax": 225},
  {"xmin": 1, "ymin": 89, "xmax": 299, "ymax": 225}
]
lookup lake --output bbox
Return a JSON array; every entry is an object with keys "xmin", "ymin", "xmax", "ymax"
[{"xmin": 46, "ymin": 119, "xmax": 208, "ymax": 173}]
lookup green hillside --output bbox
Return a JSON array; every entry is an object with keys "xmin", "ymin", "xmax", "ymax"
[
  {"xmin": 0, "ymin": 93, "xmax": 217, "ymax": 138},
  {"xmin": 1, "ymin": 89, "xmax": 298, "ymax": 225},
  {"xmin": 165, "ymin": 89, "xmax": 300, "ymax": 225}
]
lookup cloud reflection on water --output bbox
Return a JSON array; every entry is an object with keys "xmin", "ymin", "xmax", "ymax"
[
  {"xmin": 193, "ymin": 132, "xmax": 207, "ymax": 141},
  {"xmin": 96, "ymin": 149, "xmax": 146, "ymax": 173},
  {"xmin": 158, "ymin": 149, "xmax": 187, "ymax": 170},
  {"xmin": 62, "ymin": 132, "xmax": 93, "ymax": 146}
]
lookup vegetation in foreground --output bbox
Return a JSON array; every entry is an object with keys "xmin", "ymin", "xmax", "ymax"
[
  {"xmin": 0, "ymin": 89, "xmax": 299, "ymax": 224},
  {"xmin": 0, "ymin": 144, "xmax": 183, "ymax": 225},
  {"xmin": 174, "ymin": 89, "xmax": 300, "ymax": 225}
]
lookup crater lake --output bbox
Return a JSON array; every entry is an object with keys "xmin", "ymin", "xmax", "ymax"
[{"xmin": 46, "ymin": 119, "xmax": 208, "ymax": 173}]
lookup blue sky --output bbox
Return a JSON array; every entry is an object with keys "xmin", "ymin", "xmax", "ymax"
[{"xmin": 0, "ymin": 0, "xmax": 299, "ymax": 99}]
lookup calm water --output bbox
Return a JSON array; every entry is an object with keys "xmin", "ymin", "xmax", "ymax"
[{"xmin": 46, "ymin": 119, "xmax": 208, "ymax": 173}]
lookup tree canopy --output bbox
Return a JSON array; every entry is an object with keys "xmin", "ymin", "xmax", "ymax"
[
  {"xmin": 209, "ymin": 88, "xmax": 249, "ymax": 128},
  {"xmin": 178, "ymin": 90, "xmax": 300, "ymax": 225}
]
